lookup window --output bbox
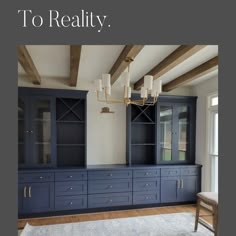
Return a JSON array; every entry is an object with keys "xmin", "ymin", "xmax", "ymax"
[{"xmin": 208, "ymin": 94, "xmax": 218, "ymax": 192}]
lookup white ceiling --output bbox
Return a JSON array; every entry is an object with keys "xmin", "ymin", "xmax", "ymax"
[{"xmin": 18, "ymin": 45, "xmax": 218, "ymax": 89}]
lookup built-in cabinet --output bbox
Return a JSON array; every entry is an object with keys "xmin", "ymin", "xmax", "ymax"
[
  {"xmin": 18, "ymin": 88, "xmax": 200, "ymax": 218},
  {"xmin": 126, "ymin": 95, "xmax": 197, "ymax": 165},
  {"xmin": 18, "ymin": 96, "xmax": 56, "ymax": 168}
]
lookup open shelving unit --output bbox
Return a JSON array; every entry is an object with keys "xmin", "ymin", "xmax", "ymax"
[
  {"xmin": 127, "ymin": 104, "xmax": 157, "ymax": 165},
  {"xmin": 56, "ymin": 98, "xmax": 86, "ymax": 167}
]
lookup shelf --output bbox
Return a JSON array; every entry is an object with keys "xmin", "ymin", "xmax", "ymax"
[
  {"xmin": 131, "ymin": 122, "xmax": 155, "ymax": 125},
  {"xmin": 57, "ymin": 144, "xmax": 85, "ymax": 146},
  {"xmin": 131, "ymin": 143, "xmax": 156, "ymax": 146},
  {"xmin": 34, "ymin": 142, "xmax": 51, "ymax": 145},
  {"xmin": 56, "ymin": 120, "xmax": 85, "ymax": 123},
  {"xmin": 34, "ymin": 119, "xmax": 51, "ymax": 122}
]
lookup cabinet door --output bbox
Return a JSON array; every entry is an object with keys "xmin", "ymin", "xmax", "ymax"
[
  {"xmin": 18, "ymin": 184, "xmax": 27, "ymax": 214},
  {"xmin": 24, "ymin": 182, "xmax": 54, "ymax": 214},
  {"xmin": 157, "ymin": 104, "xmax": 174, "ymax": 163},
  {"xmin": 179, "ymin": 176, "xmax": 199, "ymax": 202},
  {"xmin": 29, "ymin": 97, "xmax": 55, "ymax": 167},
  {"xmin": 174, "ymin": 104, "xmax": 191, "ymax": 162},
  {"xmin": 161, "ymin": 177, "xmax": 179, "ymax": 203},
  {"xmin": 18, "ymin": 97, "xmax": 29, "ymax": 167}
]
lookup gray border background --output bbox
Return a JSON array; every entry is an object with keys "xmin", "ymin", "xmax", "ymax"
[{"xmin": 1, "ymin": 0, "xmax": 235, "ymax": 235}]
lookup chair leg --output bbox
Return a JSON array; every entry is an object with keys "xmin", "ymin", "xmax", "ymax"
[
  {"xmin": 194, "ymin": 198, "xmax": 201, "ymax": 232},
  {"xmin": 213, "ymin": 204, "xmax": 218, "ymax": 236}
]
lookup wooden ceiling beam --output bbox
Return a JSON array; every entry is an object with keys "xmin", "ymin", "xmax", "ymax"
[
  {"xmin": 133, "ymin": 45, "xmax": 206, "ymax": 90},
  {"xmin": 110, "ymin": 45, "xmax": 144, "ymax": 85},
  {"xmin": 70, "ymin": 45, "xmax": 82, "ymax": 87},
  {"xmin": 163, "ymin": 56, "xmax": 218, "ymax": 92},
  {"xmin": 17, "ymin": 45, "xmax": 41, "ymax": 85}
]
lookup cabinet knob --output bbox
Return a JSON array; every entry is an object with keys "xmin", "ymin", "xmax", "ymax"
[
  {"xmin": 109, "ymin": 199, "xmax": 113, "ymax": 202},
  {"xmin": 145, "ymin": 197, "xmax": 149, "ymax": 200},
  {"xmin": 109, "ymin": 173, "xmax": 113, "ymax": 177},
  {"xmin": 145, "ymin": 184, "xmax": 149, "ymax": 187},
  {"xmin": 39, "ymin": 176, "xmax": 43, "ymax": 179},
  {"xmin": 109, "ymin": 185, "xmax": 113, "ymax": 188},
  {"xmin": 145, "ymin": 172, "xmax": 149, "ymax": 175},
  {"xmin": 70, "ymin": 202, "xmax": 73, "ymax": 205},
  {"xmin": 70, "ymin": 187, "xmax": 73, "ymax": 190}
]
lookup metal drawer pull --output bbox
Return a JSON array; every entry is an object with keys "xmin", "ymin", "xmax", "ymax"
[
  {"xmin": 68, "ymin": 176, "xmax": 73, "ymax": 178},
  {"xmin": 109, "ymin": 199, "xmax": 113, "ymax": 202},
  {"xmin": 29, "ymin": 186, "xmax": 32, "ymax": 198},
  {"xmin": 145, "ymin": 172, "xmax": 149, "ymax": 175},
  {"xmin": 109, "ymin": 185, "xmax": 113, "ymax": 188},
  {"xmin": 39, "ymin": 176, "xmax": 43, "ymax": 179},
  {"xmin": 181, "ymin": 179, "xmax": 184, "ymax": 189},
  {"xmin": 108, "ymin": 173, "xmax": 113, "ymax": 177},
  {"xmin": 24, "ymin": 186, "xmax": 27, "ymax": 198}
]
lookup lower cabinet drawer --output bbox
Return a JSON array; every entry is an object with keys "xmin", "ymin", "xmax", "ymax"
[
  {"xmin": 88, "ymin": 179, "xmax": 132, "ymax": 194},
  {"xmin": 55, "ymin": 171, "xmax": 87, "ymax": 181},
  {"xmin": 88, "ymin": 170, "xmax": 132, "ymax": 180},
  {"xmin": 133, "ymin": 178, "xmax": 160, "ymax": 192},
  {"xmin": 181, "ymin": 167, "xmax": 199, "ymax": 176},
  {"xmin": 88, "ymin": 192, "xmax": 132, "ymax": 208},
  {"xmin": 55, "ymin": 181, "xmax": 87, "ymax": 196},
  {"xmin": 133, "ymin": 169, "xmax": 160, "ymax": 178},
  {"xmin": 161, "ymin": 168, "xmax": 180, "ymax": 177},
  {"xmin": 55, "ymin": 195, "xmax": 87, "ymax": 210},
  {"xmin": 133, "ymin": 191, "xmax": 160, "ymax": 204},
  {"xmin": 19, "ymin": 172, "xmax": 54, "ymax": 183}
]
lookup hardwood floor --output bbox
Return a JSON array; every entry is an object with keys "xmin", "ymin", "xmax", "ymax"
[{"xmin": 18, "ymin": 204, "xmax": 213, "ymax": 229}]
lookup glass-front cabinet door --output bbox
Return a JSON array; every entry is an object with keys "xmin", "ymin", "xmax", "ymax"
[
  {"xmin": 18, "ymin": 95, "xmax": 55, "ymax": 168},
  {"xmin": 176, "ymin": 105, "xmax": 190, "ymax": 162},
  {"xmin": 18, "ymin": 97, "xmax": 27, "ymax": 166},
  {"xmin": 157, "ymin": 99, "xmax": 195, "ymax": 164},
  {"xmin": 30, "ymin": 97, "xmax": 54, "ymax": 167},
  {"xmin": 159, "ymin": 105, "xmax": 173, "ymax": 162}
]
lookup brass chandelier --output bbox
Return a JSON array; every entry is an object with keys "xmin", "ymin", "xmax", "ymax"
[{"xmin": 95, "ymin": 57, "xmax": 162, "ymax": 106}]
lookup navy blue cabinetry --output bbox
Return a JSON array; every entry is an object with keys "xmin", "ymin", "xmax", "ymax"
[
  {"xmin": 133, "ymin": 169, "xmax": 161, "ymax": 204},
  {"xmin": 161, "ymin": 167, "xmax": 200, "ymax": 203},
  {"xmin": 55, "ymin": 171, "xmax": 88, "ymax": 210},
  {"xmin": 88, "ymin": 170, "xmax": 132, "ymax": 208},
  {"xmin": 18, "ymin": 172, "xmax": 54, "ymax": 214}
]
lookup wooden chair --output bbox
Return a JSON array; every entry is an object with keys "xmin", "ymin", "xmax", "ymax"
[{"xmin": 194, "ymin": 192, "xmax": 218, "ymax": 236}]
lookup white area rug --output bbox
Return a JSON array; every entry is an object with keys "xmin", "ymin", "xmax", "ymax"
[{"xmin": 19, "ymin": 212, "xmax": 213, "ymax": 236}]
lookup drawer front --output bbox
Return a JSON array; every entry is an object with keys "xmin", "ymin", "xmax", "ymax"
[
  {"xmin": 133, "ymin": 191, "xmax": 160, "ymax": 204},
  {"xmin": 55, "ymin": 195, "xmax": 87, "ymax": 210},
  {"xmin": 181, "ymin": 167, "xmax": 199, "ymax": 176},
  {"xmin": 161, "ymin": 168, "xmax": 180, "ymax": 177},
  {"xmin": 88, "ymin": 170, "xmax": 132, "ymax": 180},
  {"xmin": 55, "ymin": 171, "xmax": 87, "ymax": 181},
  {"xmin": 55, "ymin": 181, "xmax": 87, "ymax": 196},
  {"xmin": 133, "ymin": 178, "xmax": 160, "ymax": 192},
  {"xmin": 18, "ymin": 173, "xmax": 54, "ymax": 183},
  {"xmin": 133, "ymin": 169, "xmax": 160, "ymax": 178},
  {"xmin": 88, "ymin": 192, "xmax": 132, "ymax": 208},
  {"xmin": 88, "ymin": 179, "xmax": 132, "ymax": 194}
]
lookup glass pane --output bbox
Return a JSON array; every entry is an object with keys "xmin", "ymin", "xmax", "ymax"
[
  {"xmin": 213, "ymin": 112, "xmax": 218, "ymax": 155},
  {"xmin": 177, "ymin": 106, "xmax": 189, "ymax": 161},
  {"xmin": 160, "ymin": 106, "xmax": 172, "ymax": 161},
  {"xmin": 32, "ymin": 99, "xmax": 51, "ymax": 165},
  {"xmin": 211, "ymin": 96, "xmax": 218, "ymax": 106},
  {"xmin": 18, "ymin": 98, "xmax": 25, "ymax": 165}
]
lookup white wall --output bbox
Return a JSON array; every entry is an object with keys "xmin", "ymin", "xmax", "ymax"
[
  {"xmin": 191, "ymin": 76, "xmax": 218, "ymax": 191},
  {"xmin": 18, "ymin": 76, "xmax": 192, "ymax": 165}
]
